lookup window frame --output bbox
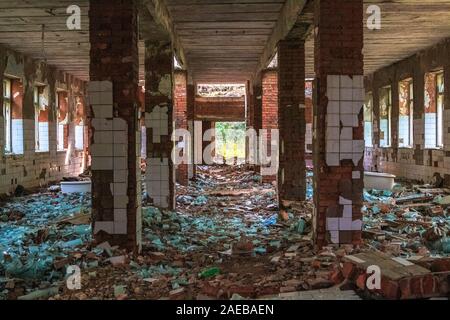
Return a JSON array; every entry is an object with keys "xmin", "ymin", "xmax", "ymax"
[
  {"xmin": 364, "ymin": 92, "xmax": 374, "ymax": 148},
  {"xmin": 379, "ymin": 85, "xmax": 392, "ymax": 148},
  {"xmin": 74, "ymin": 121, "xmax": 84, "ymax": 151},
  {"xmin": 436, "ymin": 71, "xmax": 444, "ymax": 149},
  {"xmin": 56, "ymin": 90, "xmax": 68, "ymax": 152},
  {"xmin": 34, "ymin": 85, "xmax": 50, "ymax": 153},
  {"xmin": 424, "ymin": 70, "xmax": 445, "ymax": 150},
  {"xmin": 398, "ymin": 78, "xmax": 414, "ymax": 148},
  {"xmin": 3, "ymin": 78, "xmax": 12, "ymax": 154}
]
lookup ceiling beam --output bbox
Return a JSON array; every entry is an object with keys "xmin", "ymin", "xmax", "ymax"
[
  {"xmin": 141, "ymin": 0, "xmax": 188, "ymax": 69},
  {"xmin": 253, "ymin": 0, "xmax": 308, "ymax": 83}
]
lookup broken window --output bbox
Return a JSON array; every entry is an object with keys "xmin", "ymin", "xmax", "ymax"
[
  {"xmin": 379, "ymin": 86, "xmax": 392, "ymax": 147},
  {"xmin": 364, "ymin": 92, "xmax": 373, "ymax": 147},
  {"xmin": 197, "ymin": 84, "xmax": 246, "ymax": 98},
  {"xmin": 56, "ymin": 91, "xmax": 69, "ymax": 151},
  {"xmin": 424, "ymin": 71, "xmax": 444, "ymax": 149},
  {"xmin": 34, "ymin": 86, "xmax": 50, "ymax": 152},
  {"xmin": 3, "ymin": 78, "xmax": 24, "ymax": 155},
  {"xmin": 398, "ymin": 78, "xmax": 414, "ymax": 148}
]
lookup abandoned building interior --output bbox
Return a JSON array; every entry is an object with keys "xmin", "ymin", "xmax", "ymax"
[{"xmin": 0, "ymin": 0, "xmax": 449, "ymax": 301}]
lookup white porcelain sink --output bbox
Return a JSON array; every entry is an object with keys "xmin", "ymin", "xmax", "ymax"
[
  {"xmin": 364, "ymin": 172, "xmax": 396, "ymax": 190},
  {"xmin": 61, "ymin": 180, "xmax": 92, "ymax": 193}
]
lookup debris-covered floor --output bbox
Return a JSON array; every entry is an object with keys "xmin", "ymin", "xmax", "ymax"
[{"xmin": 0, "ymin": 165, "xmax": 449, "ymax": 300}]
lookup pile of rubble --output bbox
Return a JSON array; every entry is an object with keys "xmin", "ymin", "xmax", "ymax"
[
  {"xmin": 362, "ymin": 185, "xmax": 450, "ymax": 256},
  {"xmin": 1, "ymin": 165, "xmax": 448, "ymax": 300},
  {"xmin": 334, "ymin": 182, "xmax": 450, "ymax": 299},
  {"xmin": 0, "ymin": 191, "xmax": 91, "ymax": 300}
]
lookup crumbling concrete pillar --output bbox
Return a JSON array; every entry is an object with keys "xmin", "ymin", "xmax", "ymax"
[
  {"xmin": 313, "ymin": 0, "xmax": 365, "ymax": 247},
  {"xmin": 174, "ymin": 70, "xmax": 189, "ymax": 186},
  {"xmin": 88, "ymin": 0, "xmax": 141, "ymax": 252},
  {"xmin": 144, "ymin": 40, "xmax": 175, "ymax": 210},
  {"xmin": 261, "ymin": 69, "xmax": 278, "ymax": 183},
  {"xmin": 277, "ymin": 39, "xmax": 306, "ymax": 204}
]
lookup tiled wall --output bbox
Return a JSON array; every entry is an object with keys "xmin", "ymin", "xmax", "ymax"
[
  {"xmin": 364, "ymin": 38, "xmax": 450, "ymax": 184},
  {"xmin": 0, "ymin": 46, "xmax": 86, "ymax": 194}
]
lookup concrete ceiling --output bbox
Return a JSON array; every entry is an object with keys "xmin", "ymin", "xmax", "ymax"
[
  {"xmin": 0, "ymin": 0, "xmax": 450, "ymax": 84},
  {"xmin": 305, "ymin": 0, "xmax": 450, "ymax": 78},
  {"xmin": 165, "ymin": 0, "xmax": 286, "ymax": 83}
]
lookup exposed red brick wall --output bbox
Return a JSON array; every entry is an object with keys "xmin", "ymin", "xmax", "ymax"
[
  {"xmin": 174, "ymin": 70, "xmax": 188, "ymax": 186},
  {"xmin": 314, "ymin": 0, "xmax": 364, "ymax": 247},
  {"xmin": 187, "ymin": 84, "xmax": 195, "ymax": 121},
  {"xmin": 187, "ymin": 84, "xmax": 196, "ymax": 176},
  {"xmin": 261, "ymin": 70, "xmax": 278, "ymax": 183},
  {"xmin": 194, "ymin": 96, "xmax": 245, "ymax": 122},
  {"xmin": 278, "ymin": 39, "xmax": 306, "ymax": 202},
  {"xmin": 252, "ymin": 85, "xmax": 262, "ymax": 173},
  {"xmin": 201, "ymin": 121, "xmax": 215, "ymax": 164},
  {"xmin": 89, "ymin": 0, "xmax": 139, "ymax": 251},
  {"xmin": 253, "ymin": 85, "xmax": 262, "ymax": 132}
]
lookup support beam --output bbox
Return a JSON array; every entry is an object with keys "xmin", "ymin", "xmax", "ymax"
[
  {"xmin": 144, "ymin": 40, "xmax": 175, "ymax": 210},
  {"xmin": 142, "ymin": 0, "xmax": 188, "ymax": 69},
  {"xmin": 313, "ymin": 0, "xmax": 365, "ymax": 248},
  {"xmin": 254, "ymin": 0, "xmax": 307, "ymax": 81},
  {"xmin": 277, "ymin": 39, "xmax": 306, "ymax": 204},
  {"xmin": 89, "ymin": 0, "xmax": 141, "ymax": 252}
]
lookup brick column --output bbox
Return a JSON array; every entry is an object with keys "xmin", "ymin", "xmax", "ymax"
[
  {"xmin": 245, "ymin": 81, "xmax": 253, "ymax": 166},
  {"xmin": 201, "ymin": 121, "xmax": 215, "ymax": 164},
  {"xmin": 261, "ymin": 70, "xmax": 278, "ymax": 183},
  {"xmin": 144, "ymin": 41, "xmax": 175, "ymax": 210},
  {"xmin": 174, "ymin": 70, "xmax": 189, "ymax": 186},
  {"xmin": 278, "ymin": 39, "xmax": 306, "ymax": 204},
  {"xmin": 313, "ymin": 0, "xmax": 365, "ymax": 247},
  {"xmin": 187, "ymin": 83, "xmax": 196, "ymax": 178},
  {"xmin": 88, "ymin": 0, "xmax": 141, "ymax": 252},
  {"xmin": 253, "ymin": 84, "xmax": 262, "ymax": 174}
]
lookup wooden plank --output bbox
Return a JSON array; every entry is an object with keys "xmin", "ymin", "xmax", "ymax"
[
  {"xmin": 168, "ymin": 3, "xmax": 283, "ymax": 15},
  {"xmin": 175, "ymin": 21, "xmax": 276, "ymax": 29},
  {"xmin": 172, "ymin": 12, "xmax": 280, "ymax": 22}
]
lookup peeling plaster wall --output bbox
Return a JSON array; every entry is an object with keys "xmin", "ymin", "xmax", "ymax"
[
  {"xmin": 0, "ymin": 46, "xmax": 87, "ymax": 194},
  {"xmin": 364, "ymin": 38, "xmax": 450, "ymax": 184}
]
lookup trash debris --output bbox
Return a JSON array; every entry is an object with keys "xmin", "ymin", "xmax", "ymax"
[
  {"xmin": 1, "ymin": 164, "xmax": 448, "ymax": 300},
  {"xmin": 199, "ymin": 267, "xmax": 220, "ymax": 279}
]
